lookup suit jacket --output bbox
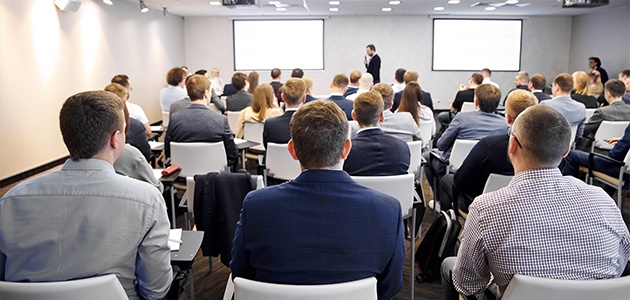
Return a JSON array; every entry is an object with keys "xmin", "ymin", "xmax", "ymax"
[
  {"xmin": 623, "ymin": 93, "xmax": 630, "ymax": 105},
  {"xmin": 365, "ymin": 54, "xmax": 381, "ymax": 83},
  {"xmin": 503, "ymin": 85, "xmax": 530, "ymax": 105},
  {"xmin": 164, "ymin": 104, "xmax": 238, "ymax": 163},
  {"xmin": 584, "ymin": 101, "xmax": 630, "ymax": 136},
  {"xmin": 227, "ymin": 90, "xmax": 253, "ymax": 112},
  {"xmin": 305, "ymin": 94, "xmax": 318, "ymax": 103},
  {"xmin": 451, "ymin": 88, "xmax": 475, "ymax": 112},
  {"xmin": 172, "ymin": 91, "xmax": 225, "ymax": 113},
  {"xmin": 343, "ymin": 128, "xmax": 410, "ymax": 176},
  {"xmin": 270, "ymin": 81, "xmax": 283, "ymax": 97},
  {"xmin": 391, "ymin": 89, "xmax": 434, "ymax": 112},
  {"xmin": 540, "ymin": 96, "xmax": 586, "ymax": 137},
  {"xmin": 381, "ymin": 110, "xmax": 421, "ymax": 142},
  {"xmin": 327, "ymin": 95, "xmax": 354, "ymax": 121},
  {"xmin": 597, "ymin": 66, "xmax": 609, "ymax": 84},
  {"xmin": 263, "ymin": 110, "xmax": 295, "ymax": 148},
  {"xmin": 223, "ymin": 83, "xmax": 238, "ymax": 97},
  {"xmin": 230, "ymin": 169, "xmax": 405, "ymax": 300},
  {"xmin": 571, "ymin": 92, "xmax": 598, "ymax": 108},
  {"xmin": 437, "ymin": 110, "xmax": 508, "ymax": 160},
  {"xmin": 126, "ymin": 118, "xmax": 152, "ymax": 161},
  {"xmin": 533, "ymin": 91, "xmax": 552, "ymax": 102},
  {"xmin": 343, "ymin": 86, "xmax": 359, "ymax": 98}
]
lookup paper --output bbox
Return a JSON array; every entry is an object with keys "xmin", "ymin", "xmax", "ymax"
[{"xmin": 168, "ymin": 228, "xmax": 182, "ymax": 251}]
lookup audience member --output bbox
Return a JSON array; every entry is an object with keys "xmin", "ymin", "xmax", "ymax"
[
  {"xmin": 343, "ymin": 91, "xmax": 410, "ymax": 175},
  {"xmin": 291, "ymin": 68, "xmax": 304, "ymax": 78},
  {"xmin": 372, "ymin": 83, "xmax": 421, "ymax": 142},
  {"xmin": 589, "ymin": 56, "xmax": 609, "ymax": 84},
  {"xmin": 571, "ymin": 71, "xmax": 598, "ymax": 108},
  {"xmin": 392, "ymin": 70, "xmax": 433, "ymax": 112},
  {"xmin": 111, "ymin": 74, "xmax": 152, "ymax": 136},
  {"xmin": 210, "ymin": 68, "xmax": 224, "ymax": 96},
  {"xmin": 326, "ymin": 74, "xmax": 354, "ymax": 121},
  {"xmin": 263, "ymin": 78, "xmax": 306, "ymax": 148},
  {"xmin": 343, "ymin": 70, "xmax": 362, "ymax": 97},
  {"xmin": 0, "ymin": 90, "xmax": 172, "ymax": 300},
  {"xmin": 226, "ymin": 72, "xmax": 253, "ymax": 112},
  {"xmin": 502, "ymin": 71, "xmax": 530, "ymax": 105},
  {"xmin": 480, "ymin": 68, "xmax": 500, "ymax": 89},
  {"xmin": 181, "ymin": 66, "xmax": 190, "ymax": 75},
  {"xmin": 171, "ymin": 75, "xmax": 226, "ymax": 114},
  {"xmin": 442, "ymin": 105, "xmax": 630, "ymax": 300},
  {"xmin": 528, "ymin": 73, "xmax": 552, "ymax": 102},
  {"xmin": 364, "ymin": 44, "xmax": 381, "ymax": 83},
  {"xmin": 231, "ymin": 100, "xmax": 405, "ymax": 300},
  {"xmin": 234, "ymin": 84, "xmax": 283, "ymax": 138},
  {"xmin": 540, "ymin": 73, "xmax": 586, "ymax": 138},
  {"xmin": 303, "ymin": 78, "xmax": 318, "ymax": 103},
  {"xmin": 397, "ymin": 82, "xmax": 436, "ymax": 135},
  {"xmin": 583, "ymin": 79, "xmax": 630, "ymax": 137},
  {"xmin": 164, "ymin": 74, "xmax": 238, "ymax": 165},
  {"xmin": 392, "ymin": 68, "xmax": 406, "ymax": 93},
  {"xmin": 587, "ymin": 70, "xmax": 604, "ymax": 97},
  {"xmin": 247, "ymin": 71, "xmax": 259, "ymax": 94},
  {"xmin": 269, "ymin": 68, "xmax": 283, "ymax": 97},
  {"xmin": 222, "ymin": 81, "xmax": 238, "ymax": 97},
  {"xmin": 346, "ymin": 73, "xmax": 373, "ymax": 101},
  {"xmin": 160, "ymin": 67, "xmax": 188, "ymax": 112},
  {"xmin": 437, "ymin": 73, "xmax": 483, "ymax": 126},
  {"xmin": 619, "ymin": 69, "xmax": 630, "ymax": 104}
]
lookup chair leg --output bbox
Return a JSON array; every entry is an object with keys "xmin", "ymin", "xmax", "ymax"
[
  {"xmin": 170, "ymin": 187, "xmax": 177, "ymax": 229},
  {"xmin": 410, "ymin": 210, "xmax": 416, "ymax": 300}
]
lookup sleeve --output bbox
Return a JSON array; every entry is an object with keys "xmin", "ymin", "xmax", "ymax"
[
  {"xmin": 223, "ymin": 118, "xmax": 239, "ymax": 163},
  {"xmin": 164, "ymin": 126, "xmax": 171, "ymax": 160},
  {"xmin": 211, "ymin": 90, "xmax": 226, "ymax": 113},
  {"xmin": 136, "ymin": 193, "xmax": 173, "ymax": 300},
  {"xmin": 583, "ymin": 109, "xmax": 603, "ymax": 137},
  {"xmin": 608, "ymin": 124, "xmax": 630, "ymax": 161},
  {"xmin": 452, "ymin": 91, "xmax": 464, "ymax": 112},
  {"xmin": 452, "ymin": 204, "xmax": 491, "ymax": 296},
  {"xmin": 577, "ymin": 114, "xmax": 585, "ymax": 137},
  {"xmin": 230, "ymin": 199, "xmax": 256, "ymax": 279},
  {"xmin": 437, "ymin": 114, "xmax": 461, "ymax": 152},
  {"xmin": 132, "ymin": 153, "xmax": 164, "ymax": 193},
  {"xmin": 375, "ymin": 204, "xmax": 405, "ymax": 300},
  {"xmin": 262, "ymin": 122, "xmax": 270, "ymax": 149},
  {"xmin": 235, "ymin": 109, "xmax": 246, "ymax": 139}
]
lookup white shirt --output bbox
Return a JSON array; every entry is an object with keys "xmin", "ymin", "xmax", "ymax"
[
  {"xmin": 482, "ymin": 77, "xmax": 500, "ymax": 89},
  {"xmin": 346, "ymin": 89, "xmax": 369, "ymax": 101},
  {"xmin": 210, "ymin": 77, "xmax": 224, "ymax": 95},
  {"xmin": 392, "ymin": 82, "xmax": 406, "ymax": 93},
  {"xmin": 126, "ymin": 102, "xmax": 149, "ymax": 124}
]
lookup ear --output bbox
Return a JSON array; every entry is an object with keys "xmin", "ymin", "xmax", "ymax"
[
  {"xmin": 508, "ymin": 134, "xmax": 519, "ymax": 156},
  {"xmin": 379, "ymin": 112, "xmax": 385, "ymax": 123},
  {"xmin": 562, "ymin": 147, "xmax": 570, "ymax": 158},
  {"xmin": 287, "ymin": 139, "xmax": 299, "ymax": 161},
  {"xmin": 110, "ymin": 130, "xmax": 123, "ymax": 150},
  {"xmin": 474, "ymin": 97, "xmax": 479, "ymax": 108},
  {"xmin": 204, "ymin": 89, "xmax": 210, "ymax": 99},
  {"xmin": 341, "ymin": 138, "xmax": 352, "ymax": 159},
  {"xmin": 351, "ymin": 110, "xmax": 356, "ymax": 121},
  {"xmin": 506, "ymin": 114, "xmax": 514, "ymax": 125}
]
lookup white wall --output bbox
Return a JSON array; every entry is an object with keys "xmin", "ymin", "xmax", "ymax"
[
  {"xmin": 184, "ymin": 16, "xmax": 573, "ymax": 109},
  {"xmin": 0, "ymin": 0, "xmax": 185, "ymax": 180}
]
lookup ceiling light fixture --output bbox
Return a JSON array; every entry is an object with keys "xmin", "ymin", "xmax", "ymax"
[
  {"xmin": 434, "ymin": 6, "xmax": 445, "ymax": 10},
  {"xmin": 485, "ymin": 6, "xmax": 496, "ymax": 10},
  {"xmin": 329, "ymin": 1, "xmax": 340, "ymax": 5},
  {"xmin": 139, "ymin": 0, "xmax": 149, "ymax": 12},
  {"xmin": 103, "ymin": 0, "xmax": 113, "ymax": 5},
  {"xmin": 329, "ymin": 7, "xmax": 339, "ymax": 11},
  {"xmin": 209, "ymin": 1, "xmax": 221, "ymax": 5},
  {"xmin": 389, "ymin": 0, "xmax": 400, "ymax": 5},
  {"xmin": 506, "ymin": 0, "xmax": 519, "ymax": 4},
  {"xmin": 382, "ymin": 7, "xmax": 392, "ymax": 11},
  {"xmin": 276, "ymin": 7, "xmax": 287, "ymax": 11},
  {"xmin": 447, "ymin": 0, "xmax": 460, "ymax": 4}
]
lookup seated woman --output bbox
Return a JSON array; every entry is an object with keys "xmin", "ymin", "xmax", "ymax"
[
  {"xmin": 235, "ymin": 84, "xmax": 283, "ymax": 138},
  {"xmin": 397, "ymin": 82, "xmax": 436, "ymax": 136},
  {"xmin": 571, "ymin": 71, "xmax": 599, "ymax": 108}
]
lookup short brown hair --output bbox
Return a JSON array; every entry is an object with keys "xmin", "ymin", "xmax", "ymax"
[
  {"xmin": 605, "ymin": 79, "xmax": 626, "ymax": 98},
  {"xmin": 282, "ymin": 78, "xmax": 307, "ymax": 105},
  {"xmin": 554, "ymin": 73, "xmax": 573, "ymax": 93},
  {"xmin": 232, "ymin": 72, "xmax": 248, "ymax": 90},
  {"xmin": 513, "ymin": 105, "xmax": 570, "ymax": 167},
  {"xmin": 104, "ymin": 83, "xmax": 127, "ymax": 101},
  {"xmin": 353, "ymin": 91, "xmax": 383, "ymax": 127},
  {"xmin": 505, "ymin": 90, "xmax": 538, "ymax": 120},
  {"xmin": 60, "ymin": 91, "xmax": 125, "ymax": 160},
  {"xmin": 166, "ymin": 67, "xmax": 187, "ymax": 86},
  {"xmin": 290, "ymin": 101, "xmax": 348, "ymax": 169},
  {"xmin": 111, "ymin": 74, "xmax": 130, "ymax": 89},
  {"xmin": 366, "ymin": 44, "xmax": 376, "ymax": 51},
  {"xmin": 349, "ymin": 71, "xmax": 362, "ymax": 84},
  {"xmin": 271, "ymin": 68, "xmax": 281, "ymax": 79},
  {"xmin": 371, "ymin": 83, "xmax": 394, "ymax": 107},
  {"xmin": 186, "ymin": 74, "xmax": 211, "ymax": 101},
  {"xmin": 475, "ymin": 84, "xmax": 501, "ymax": 113},
  {"xmin": 403, "ymin": 70, "xmax": 419, "ymax": 84},
  {"xmin": 529, "ymin": 74, "xmax": 547, "ymax": 90},
  {"xmin": 332, "ymin": 74, "xmax": 349, "ymax": 89},
  {"xmin": 291, "ymin": 68, "xmax": 304, "ymax": 78},
  {"xmin": 471, "ymin": 73, "xmax": 484, "ymax": 85}
]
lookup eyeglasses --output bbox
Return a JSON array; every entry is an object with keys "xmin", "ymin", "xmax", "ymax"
[{"xmin": 508, "ymin": 127, "xmax": 523, "ymax": 149}]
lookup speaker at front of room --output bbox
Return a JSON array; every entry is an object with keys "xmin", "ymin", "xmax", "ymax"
[{"xmin": 54, "ymin": 0, "xmax": 82, "ymax": 12}]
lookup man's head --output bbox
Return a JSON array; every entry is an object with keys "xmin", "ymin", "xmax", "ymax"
[
  {"xmin": 469, "ymin": 73, "xmax": 484, "ymax": 87},
  {"xmin": 528, "ymin": 74, "xmax": 547, "ymax": 91},
  {"xmin": 394, "ymin": 68, "xmax": 406, "ymax": 84},
  {"xmin": 349, "ymin": 71, "xmax": 362, "ymax": 86},
  {"xmin": 211, "ymin": 68, "xmax": 220, "ymax": 78},
  {"xmin": 505, "ymin": 90, "xmax": 538, "ymax": 125},
  {"xmin": 403, "ymin": 70, "xmax": 419, "ymax": 84},
  {"xmin": 371, "ymin": 83, "xmax": 394, "ymax": 109},
  {"xmin": 271, "ymin": 68, "xmax": 281, "ymax": 80},
  {"xmin": 514, "ymin": 71, "xmax": 529, "ymax": 86},
  {"xmin": 352, "ymin": 91, "xmax": 384, "ymax": 128},
  {"xmin": 291, "ymin": 68, "xmax": 304, "ymax": 78},
  {"xmin": 604, "ymin": 79, "xmax": 626, "ymax": 102},
  {"xmin": 366, "ymin": 44, "xmax": 376, "ymax": 56},
  {"xmin": 303, "ymin": 78, "xmax": 314, "ymax": 95},
  {"xmin": 358, "ymin": 73, "xmax": 374, "ymax": 90},
  {"xmin": 481, "ymin": 68, "xmax": 491, "ymax": 78},
  {"xmin": 509, "ymin": 105, "xmax": 571, "ymax": 169},
  {"xmin": 195, "ymin": 69, "xmax": 208, "ymax": 77},
  {"xmin": 186, "ymin": 74, "xmax": 211, "ymax": 101},
  {"xmin": 232, "ymin": 72, "xmax": 248, "ymax": 91},
  {"xmin": 59, "ymin": 91, "xmax": 126, "ymax": 161},
  {"xmin": 619, "ymin": 70, "xmax": 630, "ymax": 92},
  {"xmin": 289, "ymin": 101, "xmax": 350, "ymax": 170},
  {"xmin": 552, "ymin": 73, "xmax": 573, "ymax": 96},
  {"xmin": 331, "ymin": 74, "xmax": 349, "ymax": 93},
  {"xmin": 104, "ymin": 83, "xmax": 129, "ymax": 102},
  {"xmin": 474, "ymin": 84, "xmax": 501, "ymax": 113},
  {"xmin": 111, "ymin": 74, "xmax": 130, "ymax": 89},
  {"xmin": 588, "ymin": 57, "xmax": 601, "ymax": 68},
  {"xmin": 167, "ymin": 67, "xmax": 187, "ymax": 86},
  {"xmin": 281, "ymin": 78, "xmax": 307, "ymax": 107}
]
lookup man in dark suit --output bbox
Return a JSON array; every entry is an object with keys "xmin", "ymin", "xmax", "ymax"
[
  {"xmin": 589, "ymin": 57, "xmax": 609, "ymax": 84},
  {"xmin": 503, "ymin": 71, "xmax": 530, "ymax": 105},
  {"xmin": 364, "ymin": 44, "xmax": 381, "ymax": 83},
  {"xmin": 437, "ymin": 73, "xmax": 483, "ymax": 126},
  {"xmin": 263, "ymin": 78, "xmax": 306, "ymax": 148},
  {"xmin": 343, "ymin": 70, "xmax": 361, "ymax": 98},
  {"xmin": 226, "ymin": 72, "xmax": 252, "ymax": 112},
  {"xmin": 222, "ymin": 82, "xmax": 238, "ymax": 97},
  {"xmin": 528, "ymin": 74, "xmax": 552, "ymax": 102},
  {"xmin": 231, "ymin": 100, "xmax": 405, "ymax": 300},
  {"xmin": 164, "ymin": 75, "xmax": 238, "ymax": 165},
  {"xmin": 343, "ymin": 91, "xmax": 410, "ymax": 175},
  {"xmin": 391, "ymin": 70, "xmax": 433, "ymax": 112},
  {"xmin": 326, "ymin": 74, "xmax": 354, "ymax": 121},
  {"xmin": 269, "ymin": 68, "xmax": 283, "ymax": 97},
  {"xmin": 583, "ymin": 80, "xmax": 630, "ymax": 137}
]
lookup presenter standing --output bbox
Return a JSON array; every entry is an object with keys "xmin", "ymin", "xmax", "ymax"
[{"xmin": 364, "ymin": 44, "xmax": 381, "ymax": 84}]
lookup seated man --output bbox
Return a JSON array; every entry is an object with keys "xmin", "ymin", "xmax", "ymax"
[
  {"xmin": 343, "ymin": 91, "xmax": 410, "ymax": 176},
  {"xmin": 540, "ymin": 73, "xmax": 586, "ymax": 138},
  {"xmin": 160, "ymin": 67, "xmax": 188, "ymax": 112},
  {"xmin": 437, "ymin": 73, "xmax": 483, "ymax": 126},
  {"xmin": 226, "ymin": 72, "xmax": 252, "ymax": 112},
  {"xmin": 0, "ymin": 91, "xmax": 172, "ymax": 300},
  {"xmin": 231, "ymin": 101, "xmax": 406, "ymax": 300},
  {"xmin": 438, "ymin": 90, "xmax": 538, "ymax": 212},
  {"xmin": 326, "ymin": 74, "xmax": 354, "ymax": 121},
  {"xmin": 528, "ymin": 73, "xmax": 552, "ymax": 102},
  {"xmin": 111, "ymin": 74, "xmax": 152, "ymax": 136},
  {"xmin": 442, "ymin": 105, "xmax": 630, "ymax": 300},
  {"xmin": 372, "ymin": 83, "xmax": 421, "ymax": 142},
  {"xmin": 164, "ymin": 74, "xmax": 238, "ymax": 165},
  {"xmin": 584, "ymin": 79, "xmax": 630, "ymax": 137},
  {"xmin": 262, "ymin": 78, "xmax": 306, "ymax": 148},
  {"xmin": 502, "ymin": 71, "xmax": 530, "ymax": 105}
]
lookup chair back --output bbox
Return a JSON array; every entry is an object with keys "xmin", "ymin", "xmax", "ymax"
[
  {"xmin": 407, "ymin": 141, "xmax": 423, "ymax": 175},
  {"xmin": 0, "ymin": 274, "xmax": 127, "ymax": 300},
  {"xmin": 419, "ymin": 120, "xmax": 433, "ymax": 150},
  {"xmin": 585, "ymin": 108, "xmax": 596, "ymax": 121},
  {"xmin": 569, "ymin": 125, "xmax": 578, "ymax": 147},
  {"xmin": 483, "ymin": 173, "xmax": 513, "ymax": 193},
  {"xmin": 233, "ymin": 277, "xmax": 377, "ymax": 300},
  {"xmin": 594, "ymin": 121, "xmax": 630, "ymax": 151},
  {"xmin": 162, "ymin": 111, "xmax": 170, "ymax": 127},
  {"xmin": 266, "ymin": 143, "xmax": 301, "ymax": 181},
  {"xmin": 460, "ymin": 102, "xmax": 476, "ymax": 112},
  {"xmin": 243, "ymin": 122, "xmax": 266, "ymax": 151},
  {"xmin": 502, "ymin": 274, "xmax": 630, "ymax": 300},
  {"xmin": 448, "ymin": 139, "xmax": 479, "ymax": 172},
  {"xmin": 351, "ymin": 174, "xmax": 415, "ymax": 219},
  {"xmin": 227, "ymin": 111, "xmax": 240, "ymax": 133},
  {"xmin": 170, "ymin": 142, "xmax": 228, "ymax": 177}
]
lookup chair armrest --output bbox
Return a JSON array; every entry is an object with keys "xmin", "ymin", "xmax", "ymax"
[{"xmin": 587, "ymin": 151, "xmax": 624, "ymax": 178}]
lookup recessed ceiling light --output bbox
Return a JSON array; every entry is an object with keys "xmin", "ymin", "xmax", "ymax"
[
  {"xmin": 276, "ymin": 7, "xmax": 287, "ymax": 11},
  {"xmin": 485, "ymin": 6, "xmax": 496, "ymax": 10},
  {"xmin": 433, "ymin": 6, "xmax": 445, "ymax": 10},
  {"xmin": 269, "ymin": 1, "xmax": 281, "ymax": 5},
  {"xmin": 382, "ymin": 7, "xmax": 392, "ymax": 11},
  {"xmin": 329, "ymin": 1, "xmax": 340, "ymax": 5},
  {"xmin": 389, "ymin": 0, "xmax": 400, "ymax": 5},
  {"xmin": 447, "ymin": 0, "xmax": 460, "ymax": 4},
  {"xmin": 329, "ymin": 7, "xmax": 339, "ymax": 11},
  {"xmin": 103, "ymin": 0, "xmax": 113, "ymax": 5},
  {"xmin": 506, "ymin": 0, "xmax": 518, "ymax": 4},
  {"xmin": 209, "ymin": 1, "xmax": 221, "ymax": 5}
]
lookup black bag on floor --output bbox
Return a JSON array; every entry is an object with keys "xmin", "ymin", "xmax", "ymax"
[{"xmin": 415, "ymin": 209, "xmax": 461, "ymax": 283}]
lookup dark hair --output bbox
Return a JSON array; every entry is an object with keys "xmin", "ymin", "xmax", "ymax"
[
  {"xmin": 282, "ymin": 78, "xmax": 306, "ymax": 105},
  {"xmin": 554, "ymin": 73, "xmax": 573, "ymax": 93},
  {"xmin": 588, "ymin": 57, "xmax": 601, "ymax": 67},
  {"xmin": 398, "ymin": 82, "xmax": 421, "ymax": 125},
  {"xmin": 529, "ymin": 74, "xmax": 547, "ymax": 90},
  {"xmin": 514, "ymin": 105, "xmax": 571, "ymax": 167},
  {"xmin": 605, "ymin": 79, "xmax": 626, "ymax": 98},
  {"xmin": 621, "ymin": 70, "xmax": 630, "ymax": 77},
  {"xmin": 481, "ymin": 68, "xmax": 491, "ymax": 76},
  {"xmin": 366, "ymin": 44, "xmax": 376, "ymax": 51},
  {"xmin": 195, "ymin": 69, "xmax": 208, "ymax": 76},
  {"xmin": 271, "ymin": 68, "xmax": 281, "ymax": 79},
  {"xmin": 186, "ymin": 75, "xmax": 210, "ymax": 101},
  {"xmin": 111, "ymin": 74, "xmax": 130, "ymax": 89},
  {"xmin": 475, "ymin": 84, "xmax": 501, "ymax": 113},
  {"xmin": 353, "ymin": 91, "xmax": 383, "ymax": 127},
  {"xmin": 471, "ymin": 73, "xmax": 484, "ymax": 85},
  {"xmin": 247, "ymin": 71, "xmax": 259, "ymax": 94},
  {"xmin": 231, "ymin": 72, "xmax": 248, "ymax": 90},
  {"xmin": 395, "ymin": 68, "xmax": 406, "ymax": 83},
  {"xmin": 60, "ymin": 91, "xmax": 125, "ymax": 160},
  {"xmin": 291, "ymin": 68, "xmax": 304, "ymax": 78},
  {"xmin": 166, "ymin": 67, "xmax": 187, "ymax": 86},
  {"xmin": 290, "ymin": 101, "xmax": 348, "ymax": 169}
]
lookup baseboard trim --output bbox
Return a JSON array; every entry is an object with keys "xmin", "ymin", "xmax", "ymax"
[{"xmin": 0, "ymin": 156, "xmax": 68, "ymax": 188}]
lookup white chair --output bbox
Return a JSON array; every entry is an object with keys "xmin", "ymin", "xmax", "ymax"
[
  {"xmin": 243, "ymin": 122, "xmax": 265, "ymax": 152},
  {"xmin": 227, "ymin": 111, "xmax": 240, "ymax": 134},
  {"xmin": 350, "ymin": 174, "xmax": 417, "ymax": 300},
  {"xmin": 448, "ymin": 139, "xmax": 479, "ymax": 172},
  {"xmin": 592, "ymin": 121, "xmax": 630, "ymax": 151},
  {"xmin": 419, "ymin": 120, "xmax": 434, "ymax": 150},
  {"xmin": 162, "ymin": 111, "xmax": 170, "ymax": 128},
  {"xmin": 265, "ymin": 143, "xmax": 301, "ymax": 182},
  {"xmin": 0, "ymin": 274, "xmax": 127, "ymax": 300},
  {"xmin": 502, "ymin": 274, "xmax": 630, "ymax": 300},
  {"xmin": 583, "ymin": 150, "xmax": 630, "ymax": 209},
  {"xmin": 233, "ymin": 276, "xmax": 377, "ymax": 300},
  {"xmin": 570, "ymin": 125, "xmax": 578, "ymax": 149},
  {"xmin": 460, "ymin": 102, "xmax": 476, "ymax": 112},
  {"xmin": 483, "ymin": 173, "xmax": 513, "ymax": 193},
  {"xmin": 407, "ymin": 141, "xmax": 423, "ymax": 176},
  {"xmin": 585, "ymin": 108, "xmax": 596, "ymax": 121}
]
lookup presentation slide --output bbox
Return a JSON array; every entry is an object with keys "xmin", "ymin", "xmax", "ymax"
[
  {"xmin": 233, "ymin": 20, "xmax": 324, "ymax": 71},
  {"xmin": 432, "ymin": 19, "xmax": 522, "ymax": 71}
]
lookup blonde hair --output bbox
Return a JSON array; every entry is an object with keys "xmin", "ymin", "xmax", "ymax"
[
  {"xmin": 572, "ymin": 71, "xmax": 590, "ymax": 96},
  {"xmin": 505, "ymin": 90, "xmax": 538, "ymax": 120}
]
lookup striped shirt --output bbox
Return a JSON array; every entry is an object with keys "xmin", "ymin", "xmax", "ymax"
[{"xmin": 453, "ymin": 168, "xmax": 630, "ymax": 297}]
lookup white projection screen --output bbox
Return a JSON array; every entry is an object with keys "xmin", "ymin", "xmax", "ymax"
[
  {"xmin": 233, "ymin": 20, "xmax": 324, "ymax": 71},
  {"xmin": 432, "ymin": 19, "xmax": 522, "ymax": 71}
]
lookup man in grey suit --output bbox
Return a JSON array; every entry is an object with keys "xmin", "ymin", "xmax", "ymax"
[
  {"xmin": 226, "ymin": 72, "xmax": 252, "ymax": 112},
  {"xmin": 583, "ymin": 80, "xmax": 630, "ymax": 137},
  {"xmin": 540, "ymin": 73, "xmax": 586, "ymax": 138}
]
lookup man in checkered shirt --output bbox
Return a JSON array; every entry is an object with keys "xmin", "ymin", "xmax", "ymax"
[{"xmin": 441, "ymin": 105, "xmax": 630, "ymax": 300}]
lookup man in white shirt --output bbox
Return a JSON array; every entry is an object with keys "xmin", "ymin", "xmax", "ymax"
[
  {"xmin": 111, "ymin": 74, "xmax": 151, "ymax": 136},
  {"xmin": 391, "ymin": 68, "xmax": 406, "ymax": 93},
  {"xmin": 480, "ymin": 68, "xmax": 500, "ymax": 89},
  {"xmin": 160, "ymin": 67, "xmax": 188, "ymax": 112},
  {"xmin": 346, "ymin": 73, "xmax": 373, "ymax": 101}
]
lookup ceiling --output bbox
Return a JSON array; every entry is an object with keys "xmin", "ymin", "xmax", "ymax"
[{"xmin": 131, "ymin": 0, "xmax": 630, "ymax": 17}]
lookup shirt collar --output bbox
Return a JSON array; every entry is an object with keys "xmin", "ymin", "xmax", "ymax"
[{"xmin": 357, "ymin": 127, "xmax": 381, "ymax": 134}]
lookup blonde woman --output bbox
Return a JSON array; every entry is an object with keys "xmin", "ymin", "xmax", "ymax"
[
  {"xmin": 235, "ymin": 84, "xmax": 283, "ymax": 138},
  {"xmin": 571, "ymin": 71, "xmax": 598, "ymax": 108}
]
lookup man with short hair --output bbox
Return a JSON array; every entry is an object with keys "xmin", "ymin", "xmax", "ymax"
[
  {"xmin": 210, "ymin": 68, "xmax": 224, "ymax": 96},
  {"xmin": 111, "ymin": 74, "xmax": 152, "ymax": 136},
  {"xmin": 503, "ymin": 71, "xmax": 530, "ymax": 105},
  {"xmin": 303, "ymin": 78, "xmax": 317, "ymax": 103},
  {"xmin": 291, "ymin": 68, "xmax": 304, "ymax": 78},
  {"xmin": 346, "ymin": 73, "xmax": 374, "ymax": 101},
  {"xmin": 170, "ymin": 75, "xmax": 226, "ymax": 114},
  {"xmin": 364, "ymin": 44, "xmax": 381, "ymax": 83},
  {"xmin": 442, "ymin": 105, "xmax": 630, "ymax": 300},
  {"xmin": 326, "ymin": 74, "xmax": 354, "ymax": 121},
  {"xmin": 540, "ymin": 73, "xmax": 586, "ymax": 138},
  {"xmin": 619, "ymin": 69, "xmax": 630, "ymax": 104},
  {"xmin": 371, "ymin": 83, "xmax": 421, "ymax": 142},
  {"xmin": 160, "ymin": 67, "xmax": 188, "ymax": 112},
  {"xmin": 344, "ymin": 70, "xmax": 362, "ymax": 97},
  {"xmin": 270, "ymin": 68, "xmax": 283, "ymax": 97},
  {"xmin": 527, "ymin": 73, "xmax": 551, "ymax": 102},
  {"xmin": 226, "ymin": 72, "xmax": 252, "ymax": 112},
  {"xmin": 589, "ymin": 56, "xmax": 609, "ymax": 84},
  {"xmin": 343, "ymin": 91, "xmax": 410, "ymax": 176},
  {"xmin": 263, "ymin": 78, "xmax": 306, "ymax": 148},
  {"xmin": 0, "ymin": 91, "xmax": 173, "ymax": 300},
  {"xmin": 231, "ymin": 100, "xmax": 405, "ymax": 300},
  {"xmin": 437, "ymin": 73, "xmax": 483, "ymax": 126},
  {"xmin": 392, "ymin": 68, "xmax": 406, "ymax": 93},
  {"xmin": 584, "ymin": 79, "xmax": 630, "ymax": 137},
  {"xmin": 165, "ymin": 75, "xmax": 238, "ymax": 165},
  {"xmin": 391, "ymin": 70, "xmax": 433, "ymax": 112},
  {"xmin": 480, "ymin": 68, "xmax": 500, "ymax": 89}
]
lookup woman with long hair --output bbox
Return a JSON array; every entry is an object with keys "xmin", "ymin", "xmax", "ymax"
[
  {"xmin": 235, "ymin": 84, "xmax": 283, "ymax": 138},
  {"xmin": 571, "ymin": 71, "xmax": 598, "ymax": 108},
  {"xmin": 397, "ymin": 82, "xmax": 436, "ymax": 135},
  {"xmin": 247, "ymin": 71, "xmax": 259, "ymax": 94}
]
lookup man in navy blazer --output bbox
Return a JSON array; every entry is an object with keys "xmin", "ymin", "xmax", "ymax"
[
  {"xmin": 262, "ymin": 78, "xmax": 306, "ymax": 148},
  {"xmin": 231, "ymin": 101, "xmax": 406, "ymax": 300},
  {"xmin": 326, "ymin": 73, "xmax": 354, "ymax": 121},
  {"xmin": 344, "ymin": 91, "xmax": 410, "ymax": 175}
]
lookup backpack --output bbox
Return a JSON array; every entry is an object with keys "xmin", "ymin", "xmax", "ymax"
[{"xmin": 415, "ymin": 209, "xmax": 461, "ymax": 283}]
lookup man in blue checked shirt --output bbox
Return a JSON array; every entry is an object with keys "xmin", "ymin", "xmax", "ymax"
[{"xmin": 441, "ymin": 105, "xmax": 630, "ymax": 300}]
